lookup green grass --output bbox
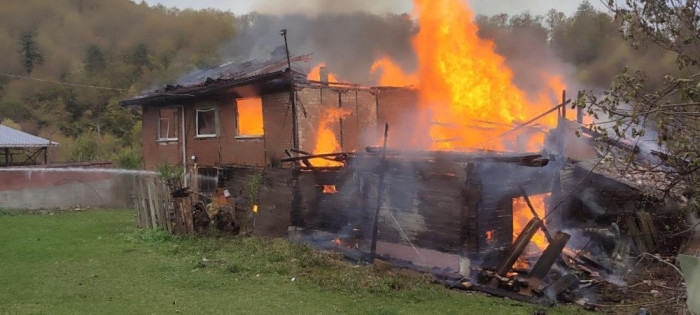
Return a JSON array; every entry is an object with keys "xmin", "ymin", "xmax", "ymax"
[{"xmin": 0, "ymin": 210, "xmax": 586, "ymax": 314}]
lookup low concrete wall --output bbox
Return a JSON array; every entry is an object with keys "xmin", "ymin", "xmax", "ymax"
[{"xmin": 0, "ymin": 163, "xmax": 133, "ymax": 210}]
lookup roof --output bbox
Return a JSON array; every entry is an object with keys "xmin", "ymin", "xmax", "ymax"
[
  {"xmin": 120, "ymin": 55, "xmax": 312, "ymax": 107},
  {"xmin": 0, "ymin": 125, "xmax": 58, "ymax": 148}
]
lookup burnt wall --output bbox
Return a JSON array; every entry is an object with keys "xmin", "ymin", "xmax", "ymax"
[
  {"xmin": 296, "ymin": 86, "xmax": 378, "ymax": 154},
  {"xmin": 375, "ymin": 87, "xmax": 420, "ymax": 148},
  {"xmin": 221, "ymin": 166, "xmax": 293, "ymax": 237}
]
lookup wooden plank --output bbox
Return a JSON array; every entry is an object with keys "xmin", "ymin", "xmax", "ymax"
[
  {"xmin": 543, "ymin": 274, "xmax": 579, "ymax": 299},
  {"xmin": 489, "ymin": 218, "xmax": 543, "ymax": 287},
  {"xmin": 146, "ymin": 178, "xmax": 158, "ymax": 229},
  {"xmin": 527, "ymin": 232, "xmax": 571, "ymax": 291},
  {"xmin": 625, "ymin": 216, "xmax": 647, "ymax": 253},
  {"xmin": 137, "ymin": 177, "xmax": 150, "ymax": 228},
  {"xmin": 638, "ymin": 212, "xmax": 658, "ymax": 251},
  {"xmin": 132, "ymin": 176, "xmax": 143, "ymax": 227}
]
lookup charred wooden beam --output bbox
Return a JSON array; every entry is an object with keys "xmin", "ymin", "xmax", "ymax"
[
  {"xmin": 527, "ymin": 231, "xmax": 571, "ymax": 292},
  {"xmin": 471, "ymin": 284, "xmax": 554, "ymax": 306},
  {"xmin": 518, "ymin": 186, "xmax": 554, "ymax": 243},
  {"xmin": 543, "ymin": 273, "xmax": 579, "ymax": 299},
  {"xmin": 489, "ymin": 218, "xmax": 543, "ymax": 287},
  {"xmin": 280, "ymin": 152, "xmax": 353, "ymax": 163},
  {"xmin": 363, "ymin": 147, "xmax": 549, "ymax": 167},
  {"xmin": 369, "ymin": 123, "xmax": 389, "ymax": 262}
]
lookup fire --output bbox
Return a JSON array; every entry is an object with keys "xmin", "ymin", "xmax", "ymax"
[
  {"xmin": 371, "ymin": 0, "xmax": 566, "ymax": 151},
  {"xmin": 237, "ymin": 97, "xmax": 264, "ymax": 136},
  {"xmin": 322, "ymin": 185, "xmax": 338, "ymax": 194},
  {"xmin": 307, "ymin": 62, "xmax": 340, "ymax": 83},
  {"xmin": 332, "ymin": 238, "xmax": 343, "ymax": 246},
  {"xmin": 485, "ymin": 230, "xmax": 494, "ymax": 241},
  {"xmin": 370, "ymin": 56, "xmax": 418, "ymax": 87},
  {"xmin": 310, "ymin": 108, "xmax": 351, "ymax": 167},
  {"xmin": 512, "ymin": 194, "xmax": 550, "ymax": 252},
  {"xmin": 252, "ymin": 204, "xmax": 258, "ymax": 213}
]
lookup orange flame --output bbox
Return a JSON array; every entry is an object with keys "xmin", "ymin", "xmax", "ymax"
[
  {"xmin": 371, "ymin": 56, "xmax": 418, "ymax": 87},
  {"xmin": 332, "ymin": 238, "xmax": 343, "ymax": 246},
  {"xmin": 311, "ymin": 108, "xmax": 351, "ymax": 167},
  {"xmin": 322, "ymin": 185, "xmax": 338, "ymax": 194},
  {"xmin": 237, "ymin": 97, "xmax": 264, "ymax": 136},
  {"xmin": 372, "ymin": 0, "xmax": 566, "ymax": 151},
  {"xmin": 252, "ymin": 204, "xmax": 258, "ymax": 213},
  {"xmin": 307, "ymin": 62, "xmax": 340, "ymax": 83},
  {"xmin": 512, "ymin": 194, "xmax": 550, "ymax": 252}
]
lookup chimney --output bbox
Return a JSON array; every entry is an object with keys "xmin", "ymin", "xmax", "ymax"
[{"xmin": 319, "ymin": 66, "xmax": 329, "ymax": 83}]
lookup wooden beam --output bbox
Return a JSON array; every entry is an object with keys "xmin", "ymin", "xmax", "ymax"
[
  {"xmin": 527, "ymin": 232, "xmax": 571, "ymax": 291},
  {"xmin": 369, "ymin": 123, "xmax": 389, "ymax": 262},
  {"xmin": 490, "ymin": 218, "xmax": 543, "ymax": 287}
]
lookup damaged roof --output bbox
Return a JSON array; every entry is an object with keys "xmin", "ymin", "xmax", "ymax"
[
  {"xmin": 120, "ymin": 55, "xmax": 312, "ymax": 106},
  {"xmin": 0, "ymin": 125, "xmax": 58, "ymax": 148}
]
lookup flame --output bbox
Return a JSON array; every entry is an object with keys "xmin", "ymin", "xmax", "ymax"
[
  {"xmin": 332, "ymin": 238, "xmax": 343, "ymax": 246},
  {"xmin": 322, "ymin": 185, "xmax": 338, "ymax": 194},
  {"xmin": 371, "ymin": 56, "xmax": 418, "ymax": 87},
  {"xmin": 512, "ymin": 194, "xmax": 550, "ymax": 252},
  {"xmin": 372, "ymin": 0, "xmax": 566, "ymax": 151},
  {"xmin": 311, "ymin": 108, "xmax": 351, "ymax": 167},
  {"xmin": 307, "ymin": 62, "xmax": 340, "ymax": 83},
  {"xmin": 252, "ymin": 204, "xmax": 258, "ymax": 213},
  {"xmin": 237, "ymin": 97, "xmax": 264, "ymax": 136},
  {"xmin": 485, "ymin": 230, "xmax": 494, "ymax": 241}
]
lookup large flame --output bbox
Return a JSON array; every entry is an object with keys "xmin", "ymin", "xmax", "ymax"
[
  {"xmin": 311, "ymin": 108, "xmax": 351, "ymax": 167},
  {"xmin": 307, "ymin": 62, "xmax": 340, "ymax": 83},
  {"xmin": 372, "ymin": 0, "xmax": 566, "ymax": 151}
]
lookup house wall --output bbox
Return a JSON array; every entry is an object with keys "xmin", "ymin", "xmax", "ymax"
[
  {"xmin": 142, "ymin": 91, "xmax": 293, "ymax": 169},
  {"xmin": 296, "ymin": 86, "xmax": 378, "ymax": 154},
  {"xmin": 376, "ymin": 87, "xmax": 420, "ymax": 148}
]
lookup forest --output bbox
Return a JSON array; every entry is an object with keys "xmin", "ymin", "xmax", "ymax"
[{"xmin": 0, "ymin": 0, "xmax": 693, "ymax": 170}]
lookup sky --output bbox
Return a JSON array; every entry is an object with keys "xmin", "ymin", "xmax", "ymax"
[{"xmin": 139, "ymin": 0, "xmax": 608, "ymax": 16}]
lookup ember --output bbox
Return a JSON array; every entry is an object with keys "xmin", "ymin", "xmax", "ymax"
[{"xmin": 322, "ymin": 185, "xmax": 338, "ymax": 194}]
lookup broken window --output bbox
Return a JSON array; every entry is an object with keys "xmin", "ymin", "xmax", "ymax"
[
  {"xmin": 158, "ymin": 108, "xmax": 179, "ymax": 141},
  {"xmin": 236, "ymin": 97, "xmax": 264, "ymax": 137},
  {"xmin": 196, "ymin": 107, "xmax": 217, "ymax": 137}
]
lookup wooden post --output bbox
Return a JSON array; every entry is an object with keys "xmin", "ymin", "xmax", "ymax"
[
  {"xmin": 4, "ymin": 148, "xmax": 9, "ymax": 166},
  {"xmin": 527, "ymin": 232, "xmax": 571, "ymax": 291},
  {"xmin": 146, "ymin": 178, "xmax": 158, "ymax": 229},
  {"xmin": 369, "ymin": 123, "xmax": 389, "ymax": 262}
]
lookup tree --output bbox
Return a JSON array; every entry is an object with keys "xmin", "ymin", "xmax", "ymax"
[
  {"xmin": 18, "ymin": 31, "xmax": 44, "ymax": 75},
  {"xmin": 84, "ymin": 45, "xmax": 106, "ymax": 73},
  {"xmin": 581, "ymin": 0, "xmax": 700, "ymax": 213}
]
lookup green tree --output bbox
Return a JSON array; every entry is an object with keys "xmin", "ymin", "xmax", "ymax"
[
  {"xmin": 582, "ymin": 0, "xmax": 700, "ymax": 213},
  {"xmin": 18, "ymin": 31, "xmax": 44, "ymax": 75},
  {"xmin": 84, "ymin": 45, "xmax": 106, "ymax": 73}
]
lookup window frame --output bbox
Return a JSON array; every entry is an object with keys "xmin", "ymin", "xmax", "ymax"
[
  {"xmin": 157, "ymin": 107, "xmax": 179, "ymax": 142},
  {"xmin": 195, "ymin": 107, "xmax": 218, "ymax": 138},
  {"xmin": 235, "ymin": 97, "xmax": 265, "ymax": 139}
]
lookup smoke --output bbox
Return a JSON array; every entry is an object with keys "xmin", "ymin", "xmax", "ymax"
[
  {"xmin": 219, "ymin": 11, "xmax": 416, "ymax": 84},
  {"xmin": 252, "ymin": 0, "xmax": 412, "ymax": 17}
]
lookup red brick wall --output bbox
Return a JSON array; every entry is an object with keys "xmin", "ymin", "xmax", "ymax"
[
  {"xmin": 142, "ymin": 106, "xmax": 182, "ymax": 169},
  {"xmin": 142, "ymin": 91, "xmax": 295, "ymax": 169}
]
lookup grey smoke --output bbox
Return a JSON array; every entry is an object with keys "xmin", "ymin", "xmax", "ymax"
[{"xmin": 220, "ymin": 12, "xmax": 416, "ymax": 84}]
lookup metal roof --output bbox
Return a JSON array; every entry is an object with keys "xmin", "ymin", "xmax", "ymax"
[{"xmin": 0, "ymin": 125, "xmax": 58, "ymax": 148}]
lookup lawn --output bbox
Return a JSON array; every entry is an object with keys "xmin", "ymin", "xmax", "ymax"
[{"xmin": 0, "ymin": 209, "xmax": 585, "ymax": 314}]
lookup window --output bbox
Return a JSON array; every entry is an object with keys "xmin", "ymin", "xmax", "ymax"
[
  {"xmin": 196, "ymin": 107, "xmax": 217, "ymax": 137},
  {"xmin": 158, "ymin": 108, "xmax": 178, "ymax": 141},
  {"xmin": 236, "ymin": 97, "xmax": 264, "ymax": 137}
]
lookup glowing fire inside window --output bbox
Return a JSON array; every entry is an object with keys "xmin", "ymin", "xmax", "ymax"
[
  {"xmin": 236, "ymin": 97, "xmax": 264, "ymax": 136},
  {"xmin": 322, "ymin": 185, "xmax": 338, "ymax": 194}
]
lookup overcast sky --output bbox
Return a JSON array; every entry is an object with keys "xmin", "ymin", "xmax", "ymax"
[{"xmin": 139, "ymin": 0, "xmax": 608, "ymax": 17}]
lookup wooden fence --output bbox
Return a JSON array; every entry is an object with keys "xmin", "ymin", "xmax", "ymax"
[{"xmin": 132, "ymin": 176, "xmax": 193, "ymax": 234}]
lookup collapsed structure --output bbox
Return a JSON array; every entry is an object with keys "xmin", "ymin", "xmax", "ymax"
[{"xmin": 120, "ymin": 56, "xmax": 689, "ymax": 308}]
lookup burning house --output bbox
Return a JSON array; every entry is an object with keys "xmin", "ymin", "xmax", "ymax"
[{"xmin": 119, "ymin": 0, "xmax": 695, "ymax": 309}]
